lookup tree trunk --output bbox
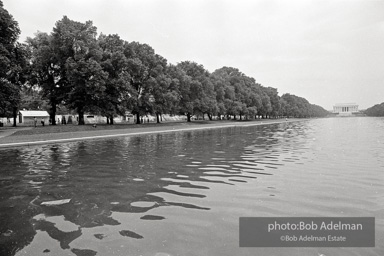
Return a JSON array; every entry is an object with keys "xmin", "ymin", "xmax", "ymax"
[
  {"xmin": 78, "ymin": 107, "xmax": 85, "ymax": 125},
  {"xmin": 187, "ymin": 113, "xmax": 191, "ymax": 122},
  {"xmin": 156, "ymin": 113, "xmax": 160, "ymax": 123},
  {"xmin": 110, "ymin": 115, "xmax": 114, "ymax": 125},
  {"xmin": 136, "ymin": 112, "xmax": 140, "ymax": 124},
  {"xmin": 50, "ymin": 100, "xmax": 57, "ymax": 125},
  {"xmin": 12, "ymin": 107, "xmax": 17, "ymax": 127},
  {"xmin": 240, "ymin": 114, "xmax": 242, "ymax": 120}
]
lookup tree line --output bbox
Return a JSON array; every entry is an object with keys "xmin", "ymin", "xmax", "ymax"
[
  {"xmin": 1, "ymin": 3, "xmax": 329, "ymax": 126},
  {"xmin": 364, "ymin": 102, "xmax": 384, "ymax": 117}
]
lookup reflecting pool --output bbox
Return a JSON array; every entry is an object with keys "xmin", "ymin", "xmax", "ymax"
[{"xmin": 0, "ymin": 117, "xmax": 383, "ymax": 256}]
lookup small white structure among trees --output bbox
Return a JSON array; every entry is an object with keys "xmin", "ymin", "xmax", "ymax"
[{"xmin": 18, "ymin": 110, "xmax": 49, "ymax": 126}]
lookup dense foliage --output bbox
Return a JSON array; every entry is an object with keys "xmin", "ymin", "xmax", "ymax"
[
  {"xmin": 0, "ymin": 0, "xmax": 28, "ymax": 124},
  {"xmin": 364, "ymin": 103, "xmax": 384, "ymax": 116},
  {"xmin": 1, "ymin": 5, "xmax": 329, "ymax": 125},
  {"xmin": 280, "ymin": 94, "xmax": 329, "ymax": 118}
]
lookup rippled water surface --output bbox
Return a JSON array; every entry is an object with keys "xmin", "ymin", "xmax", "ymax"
[{"xmin": 0, "ymin": 117, "xmax": 383, "ymax": 256}]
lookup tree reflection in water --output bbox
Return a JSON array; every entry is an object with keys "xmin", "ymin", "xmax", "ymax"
[{"xmin": 1, "ymin": 128, "xmax": 253, "ymax": 255}]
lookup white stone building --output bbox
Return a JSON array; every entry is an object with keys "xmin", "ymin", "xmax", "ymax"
[{"xmin": 333, "ymin": 103, "xmax": 359, "ymax": 116}]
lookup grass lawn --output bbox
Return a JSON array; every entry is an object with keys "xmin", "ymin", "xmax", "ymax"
[{"xmin": 8, "ymin": 120, "xmax": 231, "ymax": 136}]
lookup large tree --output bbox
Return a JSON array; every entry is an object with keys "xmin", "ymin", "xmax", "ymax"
[
  {"xmin": 26, "ymin": 32, "xmax": 65, "ymax": 125},
  {"xmin": 51, "ymin": 16, "xmax": 107, "ymax": 125},
  {"xmin": 177, "ymin": 61, "xmax": 216, "ymax": 121},
  {"xmin": 98, "ymin": 34, "xmax": 132, "ymax": 124},
  {"xmin": 213, "ymin": 67, "xmax": 261, "ymax": 120},
  {"xmin": 263, "ymin": 87, "xmax": 280, "ymax": 118},
  {"xmin": 150, "ymin": 69, "xmax": 179, "ymax": 123},
  {"xmin": 211, "ymin": 72, "xmax": 229, "ymax": 119},
  {"xmin": 166, "ymin": 64, "xmax": 195, "ymax": 122},
  {"xmin": 124, "ymin": 42, "xmax": 167, "ymax": 124},
  {"xmin": 0, "ymin": 1, "xmax": 27, "ymax": 125}
]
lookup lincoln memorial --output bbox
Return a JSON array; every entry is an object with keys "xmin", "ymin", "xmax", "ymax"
[{"xmin": 333, "ymin": 103, "xmax": 359, "ymax": 116}]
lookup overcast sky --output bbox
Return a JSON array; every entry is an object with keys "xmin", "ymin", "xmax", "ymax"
[{"xmin": 3, "ymin": 0, "xmax": 384, "ymax": 110}]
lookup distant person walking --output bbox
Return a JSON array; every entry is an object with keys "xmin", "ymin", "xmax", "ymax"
[
  {"xmin": 34, "ymin": 117, "xmax": 37, "ymax": 127},
  {"xmin": 41, "ymin": 118, "xmax": 45, "ymax": 126}
]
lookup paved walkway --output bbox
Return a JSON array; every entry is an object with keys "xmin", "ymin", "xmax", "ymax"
[{"xmin": 0, "ymin": 119, "xmax": 303, "ymax": 149}]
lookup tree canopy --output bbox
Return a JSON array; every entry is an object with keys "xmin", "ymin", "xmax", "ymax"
[
  {"xmin": 0, "ymin": 1, "xmax": 28, "ymax": 121},
  {"xmin": 2, "ymin": 9, "xmax": 329, "ymax": 125},
  {"xmin": 365, "ymin": 102, "xmax": 384, "ymax": 116},
  {"xmin": 280, "ymin": 94, "xmax": 329, "ymax": 118}
]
